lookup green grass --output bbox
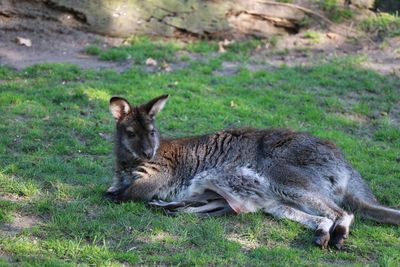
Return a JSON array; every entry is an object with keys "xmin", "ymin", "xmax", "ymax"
[
  {"xmin": 84, "ymin": 45, "xmax": 102, "ymax": 56},
  {"xmin": 303, "ymin": 31, "xmax": 322, "ymax": 44},
  {"xmin": 0, "ymin": 39, "xmax": 400, "ymax": 266},
  {"xmin": 360, "ymin": 12, "xmax": 400, "ymax": 38},
  {"xmin": 319, "ymin": 0, "xmax": 354, "ymax": 22},
  {"xmin": 90, "ymin": 36, "xmax": 181, "ymax": 62}
]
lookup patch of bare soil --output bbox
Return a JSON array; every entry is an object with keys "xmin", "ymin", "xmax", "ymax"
[
  {"xmin": 1, "ymin": 213, "xmax": 42, "ymax": 236},
  {"xmin": 361, "ymin": 37, "xmax": 400, "ymax": 75},
  {"xmin": 0, "ymin": 194, "xmax": 27, "ymax": 203},
  {"xmin": 0, "ymin": 25, "xmax": 132, "ymax": 71},
  {"xmin": 210, "ymin": 32, "xmax": 400, "ymax": 77},
  {"xmin": 256, "ymin": 32, "xmax": 400, "ymax": 75}
]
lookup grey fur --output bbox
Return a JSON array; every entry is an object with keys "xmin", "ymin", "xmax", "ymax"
[{"xmin": 107, "ymin": 95, "xmax": 400, "ymax": 249}]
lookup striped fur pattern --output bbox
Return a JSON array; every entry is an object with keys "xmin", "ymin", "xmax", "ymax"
[{"xmin": 107, "ymin": 95, "xmax": 400, "ymax": 250}]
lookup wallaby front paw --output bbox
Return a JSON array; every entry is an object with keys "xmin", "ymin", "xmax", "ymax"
[
  {"xmin": 104, "ymin": 187, "xmax": 125, "ymax": 203},
  {"xmin": 104, "ymin": 191, "xmax": 119, "ymax": 202},
  {"xmin": 314, "ymin": 229, "xmax": 330, "ymax": 249}
]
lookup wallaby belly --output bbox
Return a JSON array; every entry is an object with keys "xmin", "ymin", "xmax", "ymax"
[
  {"xmin": 173, "ymin": 166, "xmax": 277, "ymax": 213},
  {"xmin": 170, "ymin": 161, "xmax": 352, "ymax": 214}
]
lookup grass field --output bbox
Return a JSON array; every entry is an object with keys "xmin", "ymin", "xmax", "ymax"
[{"xmin": 0, "ymin": 38, "xmax": 399, "ymax": 266}]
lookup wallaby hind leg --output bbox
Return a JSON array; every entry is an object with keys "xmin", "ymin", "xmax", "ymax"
[
  {"xmin": 266, "ymin": 204, "xmax": 335, "ymax": 249},
  {"xmin": 206, "ymin": 177, "xmax": 339, "ymax": 249},
  {"xmin": 267, "ymin": 164, "xmax": 355, "ymax": 249},
  {"xmin": 287, "ymin": 194, "xmax": 354, "ymax": 249}
]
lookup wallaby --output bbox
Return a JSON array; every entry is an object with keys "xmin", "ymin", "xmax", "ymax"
[{"xmin": 106, "ymin": 94, "xmax": 400, "ymax": 249}]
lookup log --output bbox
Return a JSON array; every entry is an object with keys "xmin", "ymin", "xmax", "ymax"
[{"xmin": 0, "ymin": 0, "xmax": 308, "ymax": 38}]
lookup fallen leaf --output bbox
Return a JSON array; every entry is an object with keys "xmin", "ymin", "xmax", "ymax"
[
  {"xmin": 145, "ymin": 57, "xmax": 158, "ymax": 66},
  {"xmin": 16, "ymin": 37, "xmax": 32, "ymax": 47},
  {"xmin": 218, "ymin": 41, "xmax": 226, "ymax": 53},
  {"xmin": 326, "ymin": 32, "xmax": 337, "ymax": 40},
  {"xmin": 223, "ymin": 39, "xmax": 234, "ymax": 46},
  {"xmin": 218, "ymin": 39, "xmax": 234, "ymax": 53},
  {"xmin": 162, "ymin": 61, "xmax": 172, "ymax": 72}
]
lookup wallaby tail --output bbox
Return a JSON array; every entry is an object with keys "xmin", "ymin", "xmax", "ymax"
[
  {"xmin": 344, "ymin": 194, "xmax": 400, "ymax": 225},
  {"xmin": 344, "ymin": 169, "xmax": 400, "ymax": 225}
]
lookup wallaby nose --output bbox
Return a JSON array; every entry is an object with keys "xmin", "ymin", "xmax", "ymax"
[{"xmin": 143, "ymin": 149, "xmax": 154, "ymax": 159}]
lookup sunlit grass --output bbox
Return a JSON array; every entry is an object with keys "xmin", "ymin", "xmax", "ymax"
[{"xmin": 0, "ymin": 39, "xmax": 399, "ymax": 266}]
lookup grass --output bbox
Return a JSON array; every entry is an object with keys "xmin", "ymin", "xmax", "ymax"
[
  {"xmin": 319, "ymin": 0, "xmax": 354, "ymax": 22},
  {"xmin": 360, "ymin": 12, "xmax": 400, "ymax": 38},
  {"xmin": 84, "ymin": 45, "xmax": 102, "ymax": 56},
  {"xmin": 303, "ymin": 31, "xmax": 321, "ymax": 44},
  {"xmin": 85, "ymin": 36, "xmax": 181, "ymax": 62},
  {"xmin": 1, "ymin": 38, "xmax": 400, "ymax": 266}
]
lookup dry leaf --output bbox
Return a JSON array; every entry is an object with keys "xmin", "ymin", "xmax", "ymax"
[
  {"xmin": 223, "ymin": 39, "xmax": 234, "ymax": 46},
  {"xmin": 219, "ymin": 39, "xmax": 234, "ymax": 53},
  {"xmin": 145, "ymin": 57, "xmax": 158, "ymax": 66},
  {"xmin": 218, "ymin": 42, "xmax": 226, "ymax": 53},
  {"xmin": 162, "ymin": 61, "xmax": 172, "ymax": 72},
  {"xmin": 326, "ymin": 32, "xmax": 337, "ymax": 40},
  {"xmin": 16, "ymin": 37, "xmax": 32, "ymax": 47}
]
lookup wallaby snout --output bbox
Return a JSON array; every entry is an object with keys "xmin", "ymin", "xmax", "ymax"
[{"xmin": 143, "ymin": 148, "xmax": 155, "ymax": 160}]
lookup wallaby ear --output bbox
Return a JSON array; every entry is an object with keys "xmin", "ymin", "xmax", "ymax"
[
  {"xmin": 143, "ymin": 94, "xmax": 169, "ymax": 118},
  {"xmin": 109, "ymin": 97, "xmax": 132, "ymax": 121}
]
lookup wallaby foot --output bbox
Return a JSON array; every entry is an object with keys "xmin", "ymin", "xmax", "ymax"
[
  {"xmin": 267, "ymin": 204, "xmax": 336, "ymax": 249},
  {"xmin": 314, "ymin": 229, "xmax": 330, "ymax": 249},
  {"xmin": 329, "ymin": 225, "xmax": 347, "ymax": 250},
  {"xmin": 313, "ymin": 217, "xmax": 335, "ymax": 249},
  {"xmin": 329, "ymin": 213, "xmax": 354, "ymax": 249},
  {"xmin": 284, "ymin": 194, "xmax": 354, "ymax": 249}
]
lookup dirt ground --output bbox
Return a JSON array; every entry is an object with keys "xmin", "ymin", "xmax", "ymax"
[
  {"xmin": 1, "ymin": 17, "xmax": 400, "ymax": 75},
  {"xmin": 0, "ymin": 26, "xmax": 131, "ymax": 72}
]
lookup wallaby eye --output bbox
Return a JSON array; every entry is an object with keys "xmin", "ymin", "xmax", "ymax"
[
  {"xmin": 126, "ymin": 130, "xmax": 135, "ymax": 137},
  {"xmin": 150, "ymin": 130, "xmax": 156, "ymax": 136}
]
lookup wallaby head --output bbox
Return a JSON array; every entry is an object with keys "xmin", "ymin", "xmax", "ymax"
[{"xmin": 109, "ymin": 94, "xmax": 169, "ymax": 160}]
